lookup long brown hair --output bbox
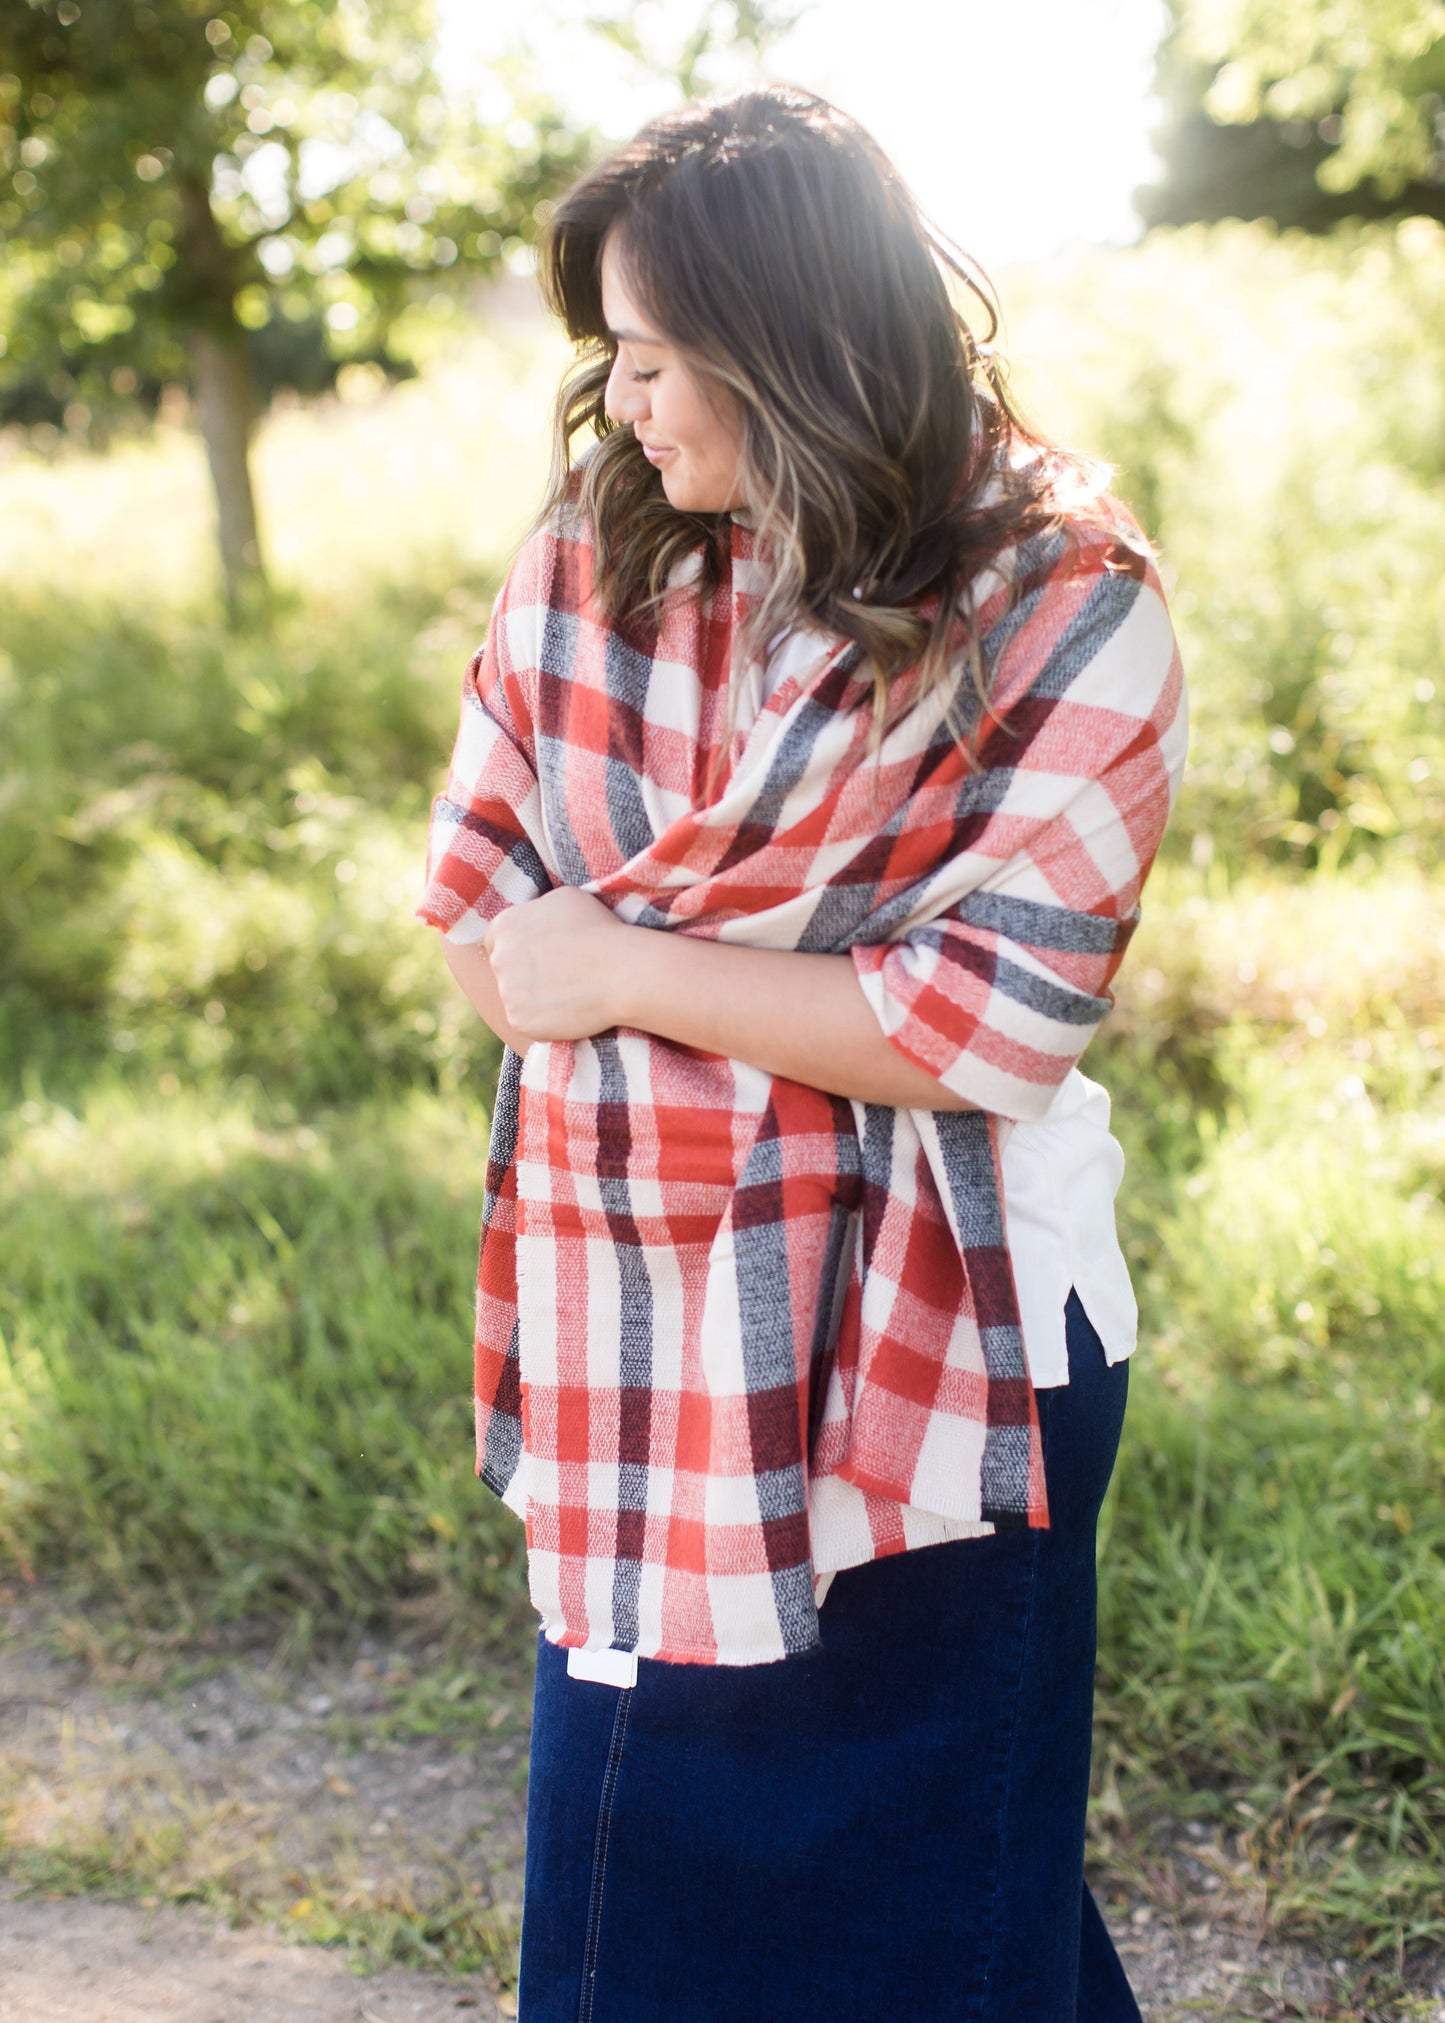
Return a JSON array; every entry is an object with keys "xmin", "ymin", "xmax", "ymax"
[{"xmin": 539, "ymin": 86, "xmax": 1111, "ymax": 717}]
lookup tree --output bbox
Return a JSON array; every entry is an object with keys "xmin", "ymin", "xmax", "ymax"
[
  {"xmin": 1139, "ymin": 0, "xmax": 1445, "ymax": 231},
  {"xmin": 0, "ymin": 1, "xmax": 589, "ymax": 612}
]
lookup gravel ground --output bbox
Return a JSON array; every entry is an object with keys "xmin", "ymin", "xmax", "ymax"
[{"xmin": 2, "ymin": 1595, "xmax": 1441, "ymax": 2022}]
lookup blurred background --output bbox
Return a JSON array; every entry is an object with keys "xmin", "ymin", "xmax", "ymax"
[{"xmin": 1, "ymin": 0, "xmax": 1442, "ymax": 1990}]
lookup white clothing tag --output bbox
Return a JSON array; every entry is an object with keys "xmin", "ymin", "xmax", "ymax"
[{"xmin": 566, "ymin": 1647, "xmax": 640, "ymax": 1689}]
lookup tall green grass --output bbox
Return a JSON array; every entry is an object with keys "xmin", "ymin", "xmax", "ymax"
[
  {"xmin": 2, "ymin": 237, "xmax": 1443, "ymax": 1956},
  {"xmin": 0, "ymin": 1087, "xmax": 518, "ymax": 1620}
]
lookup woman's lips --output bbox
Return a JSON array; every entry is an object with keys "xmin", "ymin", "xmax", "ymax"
[{"xmin": 640, "ymin": 442, "xmax": 675, "ymax": 466}]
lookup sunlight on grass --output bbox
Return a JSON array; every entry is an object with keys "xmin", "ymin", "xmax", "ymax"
[
  {"xmin": 0, "ymin": 309, "xmax": 565, "ymax": 606},
  {"xmin": 0, "ymin": 1086, "xmax": 515, "ymax": 1619},
  {"xmin": 253, "ymin": 318, "xmax": 566, "ymax": 595}
]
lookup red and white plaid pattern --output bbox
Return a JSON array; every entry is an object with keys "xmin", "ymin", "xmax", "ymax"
[{"xmin": 420, "ymin": 502, "xmax": 1186, "ymax": 1665}]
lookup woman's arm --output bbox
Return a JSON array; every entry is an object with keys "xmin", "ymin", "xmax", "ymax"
[
  {"xmin": 441, "ymin": 940, "xmax": 537, "ymax": 1057},
  {"xmin": 445, "ymin": 886, "xmax": 976, "ymax": 1112},
  {"xmin": 615, "ymin": 928, "xmax": 976, "ymax": 1110}
]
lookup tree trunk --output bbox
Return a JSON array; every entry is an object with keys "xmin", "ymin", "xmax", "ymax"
[
  {"xmin": 177, "ymin": 173, "xmax": 267, "ymax": 616},
  {"xmin": 190, "ymin": 329, "xmax": 266, "ymax": 615}
]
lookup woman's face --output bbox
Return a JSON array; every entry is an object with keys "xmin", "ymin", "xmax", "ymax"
[{"xmin": 600, "ymin": 236, "xmax": 748, "ymax": 515}]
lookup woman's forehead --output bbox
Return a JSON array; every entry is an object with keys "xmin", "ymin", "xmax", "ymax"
[{"xmin": 599, "ymin": 237, "xmax": 667, "ymax": 347}]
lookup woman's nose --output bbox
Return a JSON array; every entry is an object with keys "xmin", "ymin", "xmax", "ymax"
[{"xmin": 604, "ymin": 354, "xmax": 647, "ymax": 425}]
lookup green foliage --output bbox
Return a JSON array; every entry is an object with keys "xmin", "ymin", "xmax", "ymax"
[
  {"xmin": 1006, "ymin": 219, "xmax": 1445, "ymax": 873},
  {"xmin": 1143, "ymin": 0, "xmax": 1445, "ymax": 229},
  {"xmin": 0, "ymin": 579, "xmax": 499, "ymax": 1104},
  {"xmin": 1183, "ymin": 0, "xmax": 1445, "ymax": 195},
  {"xmin": 0, "ymin": 0, "xmax": 587, "ymax": 433},
  {"xmin": 0, "ymin": 319, "xmax": 559, "ymax": 1095}
]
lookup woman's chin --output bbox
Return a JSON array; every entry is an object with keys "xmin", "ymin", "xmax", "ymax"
[
  {"xmin": 658, "ymin": 467, "xmax": 697, "ymax": 510},
  {"xmin": 657, "ymin": 465, "xmax": 741, "ymax": 515}
]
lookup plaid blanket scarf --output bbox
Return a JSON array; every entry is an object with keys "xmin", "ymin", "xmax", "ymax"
[{"xmin": 420, "ymin": 500, "xmax": 1185, "ymax": 1666}]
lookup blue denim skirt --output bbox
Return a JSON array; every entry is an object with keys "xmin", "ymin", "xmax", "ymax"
[{"xmin": 518, "ymin": 1293, "xmax": 1141, "ymax": 2023}]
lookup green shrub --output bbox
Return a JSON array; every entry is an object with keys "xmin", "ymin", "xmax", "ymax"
[
  {"xmin": 1007, "ymin": 218, "xmax": 1445, "ymax": 875},
  {"xmin": 0, "ymin": 581, "xmax": 502, "ymax": 1105}
]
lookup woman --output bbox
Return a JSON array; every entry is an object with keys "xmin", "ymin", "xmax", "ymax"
[{"xmin": 421, "ymin": 86, "xmax": 1186, "ymax": 2023}]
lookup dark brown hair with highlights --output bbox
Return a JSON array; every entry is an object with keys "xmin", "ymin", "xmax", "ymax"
[{"xmin": 539, "ymin": 85, "xmax": 1113, "ymax": 716}]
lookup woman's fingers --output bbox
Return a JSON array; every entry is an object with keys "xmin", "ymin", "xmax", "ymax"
[{"xmin": 483, "ymin": 890, "xmax": 628, "ymax": 1040}]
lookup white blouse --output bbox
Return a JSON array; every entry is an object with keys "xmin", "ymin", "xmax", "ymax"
[{"xmin": 999, "ymin": 1070, "xmax": 1136, "ymax": 1388}]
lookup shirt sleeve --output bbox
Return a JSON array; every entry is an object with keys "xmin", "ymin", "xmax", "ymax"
[
  {"xmin": 851, "ymin": 529, "xmax": 1188, "ymax": 1122},
  {"xmin": 417, "ymin": 564, "xmax": 554, "ymax": 944}
]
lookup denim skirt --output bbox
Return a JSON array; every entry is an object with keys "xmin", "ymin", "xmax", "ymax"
[{"xmin": 517, "ymin": 1292, "xmax": 1141, "ymax": 2023}]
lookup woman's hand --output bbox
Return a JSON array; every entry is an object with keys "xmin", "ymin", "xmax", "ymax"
[{"xmin": 483, "ymin": 888, "xmax": 633, "ymax": 1042}]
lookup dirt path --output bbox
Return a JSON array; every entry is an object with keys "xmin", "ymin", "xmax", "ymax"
[
  {"xmin": 2, "ymin": 1597, "xmax": 1441, "ymax": 2022},
  {"xmin": 0, "ymin": 1883, "xmax": 1397, "ymax": 2023},
  {"xmin": 0, "ymin": 1888, "xmax": 502, "ymax": 2021}
]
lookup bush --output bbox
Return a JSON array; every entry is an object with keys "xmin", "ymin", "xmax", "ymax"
[
  {"xmin": 0, "ymin": 582, "xmax": 503, "ymax": 1105},
  {"xmin": 1006, "ymin": 218, "xmax": 1445, "ymax": 876}
]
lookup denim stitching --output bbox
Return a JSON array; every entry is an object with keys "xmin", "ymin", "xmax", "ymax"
[{"xmin": 577, "ymin": 1684, "xmax": 633, "ymax": 2023}]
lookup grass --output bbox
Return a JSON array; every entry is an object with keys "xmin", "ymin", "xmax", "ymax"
[
  {"xmin": 1, "ymin": 1834, "xmax": 525, "ymax": 1984},
  {"xmin": 0, "ymin": 1087, "xmax": 520, "ymax": 1621},
  {"xmin": 1088, "ymin": 874, "xmax": 1445, "ymax": 1955},
  {"xmin": 2, "ymin": 250, "xmax": 1444, "ymax": 1971}
]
